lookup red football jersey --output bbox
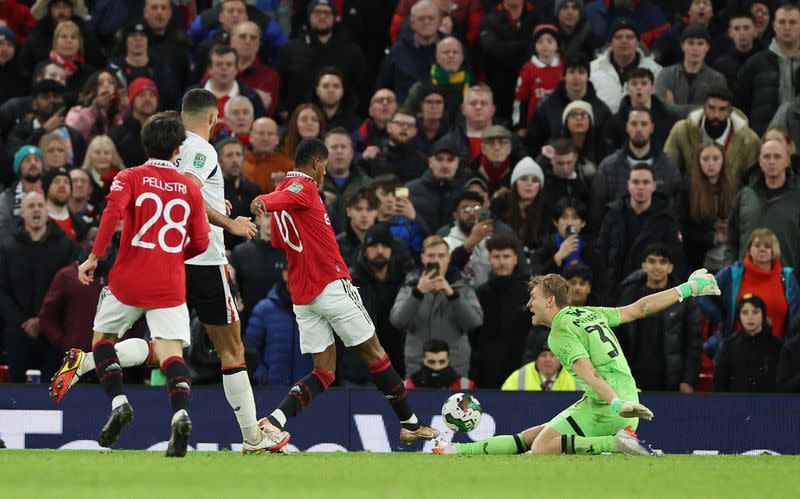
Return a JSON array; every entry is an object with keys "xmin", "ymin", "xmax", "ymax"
[
  {"xmin": 257, "ymin": 171, "xmax": 349, "ymax": 304},
  {"xmin": 91, "ymin": 160, "xmax": 210, "ymax": 308}
]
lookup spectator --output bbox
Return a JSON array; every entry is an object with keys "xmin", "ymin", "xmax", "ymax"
[
  {"xmin": 185, "ymin": 45, "xmax": 267, "ymax": 120},
  {"xmin": 589, "ymin": 17, "xmax": 662, "ymax": 113},
  {"xmin": 583, "ymin": 1, "xmax": 669, "ymax": 49},
  {"xmin": 561, "ymin": 100, "xmax": 613, "ymax": 177},
  {"xmin": 403, "ymin": 36, "xmax": 471, "ymax": 126},
  {"xmin": 38, "ymin": 132, "xmax": 68, "ymax": 170},
  {"xmin": 478, "ymin": 0, "xmax": 545, "ymax": 122},
  {"xmin": 0, "ymin": 191, "xmax": 78, "ymax": 382},
  {"xmin": 229, "ymin": 214, "xmax": 287, "ymax": 328},
  {"xmin": 679, "ymin": 142, "xmax": 736, "ymax": 273},
  {"xmin": 215, "ymin": 96, "xmax": 254, "ymax": 146},
  {"xmin": 539, "ymin": 139, "xmax": 591, "ymax": 217},
  {"xmin": 376, "ymin": 0, "xmax": 440, "ymax": 103},
  {"xmin": 371, "ymin": 174, "xmax": 428, "ymax": 259},
  {"xmin": 468, "ymin": 125, "xmax": 515, "ymax": 192},
  {"xmin": 526, "ymin": 54, "xmax": 611, "ymax": 155},
  {"xmin": 715, "ymin": 294, "xmax": 782, "ymax": 392},
  {"xmin": 107, "ymin": 21, "xmax": 178, "ymax": 111},
  {"xmin": 88, "ymin": 0, "xmax": 145, "ymax": 48},
  {"xmin": 242, "ymin": 117, "xmax": 293, "ymax": 193},
  {"xmin": 408, "ymin": 135, "xmax": 464, "ymax": 233},
  {"xmin": 141, "ymin": 0, "xmax": 191, "ymax": 90},
  {"xmin": 728, "ymin": 139, "xmax": 800, "ymax": 269},
  {"xmin": 279, "ymin": 0, "xmax": 367, "ymax": 114},
  {"xmin": 65, "ymin": 69, "xmax": 126, "ymax": 142},
  {"xmin": 322, "ymin": 128, "xmax": 372, "ymax": 234},
  {"xmin": 391, "ymin": 234, "xmax": 483, "ymax": 376},
  {"xmin": 562, "ymin": 262, "xmax": 597, "ymax": 306},
  {"xmin": 0, "ymin": 145, "xmax": 44, "ymax": 235},
  {"xmin": 750, "ymin": 1, "xmax": 773, "ymax": 46},
  {"xmin": 107, "ymin": 77, "xmax": 158, "ymax": 168},
  {"xmin": 229, "ymin": 20, "xmax": 280, "ymax": 118},
  {"xmin": 501, "ymin": 341, "xmax": 577, "ymax": 391},
  {"xmin": 43, "ymin": 166, "xmax": 87, "ymax": 243},
  {"xmin": 532, "ymin": 197, "xmax": 600, "ymax": 279},
  {"xmin": 655, "ymin": 24, "xmax": 727, "ymax": 118},
  {"xmin": 513, "ymin": 24, "xmax": 563, "ymax": 132},
  {"xmin": 335, "ymin": 187, "xmax": 379, "ymax": 267},
  {"xmin": 282, "ymin": 103, "xmax": 325, "ymax": 159},
  {"xmin": 604, "ymin": 67, "xmax": 677, "ymax": 151},
  {"xmin": 596, "ymin": 163, "xmax": 684, "ymax": 298},
  {"xmin": 352, "ymin": 88, "xmax": 397, "ymax": 160},
  {"xmin": 0, "ymin": 61, "xmax": 66, "ymax": 138},
  {"xmin": 218, "ymin": 138, "xmax": 260, "ymax": 251},
  {"xmin": 314, "ymin": 66, "xmax": 360, "ymax": 132},
  {"xmin": 555, "ymin": 0, "xmax": 601, "ymax": 61},
  {"xmin": 48, "ymin": 20, "xmax": 95, "ymax": 97},
  {"xmin": 736, "ymin": 3, "xmax": 800, "ymax": 135},
  {"xmin": 471, "ymin": 234, "xmax": 531, "ymax": 388},
  {"xmin": 67, "ymin": 167, "xmax": 94, "ymax": 224},
  {"xmin": 0, "ymin": 0, "xmax": 36, "ymax": 45},
  {"xmin": 411, "ymin": 86, "xmax": 450, "ymax": 157},
  {"xmin": 350, "ymin": 224, "xmax": 411, "ymax": 376},
  {"xmin": 81, "ymin": 135, "xmax": 124, "ymax": 210},
  {"xmin": 5, "ymin": 79, "xmax": 86, "ymax": 184},
  {"xmin": 712, "ymin": 12, "xmax": 762, "ymax": 93},
  {"xmin": 245, "ymin": 267, "xmax": 313, "ymax": 386},
  {"xmin": 405, "ymin": 339, "xmax": 475, "ymax": 389},
  {"xmin": 702, "ymin": 228, "xmax": 800, "ymax": 352},
  {"xmin": 365, "ymin": 109, "xmax": 428, "ymax": 183},
  {"xmin": 0, "ymin": 26, "xmax": 25, "ymax": 104},
  {"xmin": 389, "ymin": 0, "xmax": 482, "ymax": 47},
  {"xmin": 491, "ymin": 157, "xmax": 547, "ymax": 261},
  {"xmin": 664, "ymin": 87, "xmax": 761, "ymax": 181},
  {"xmin": 651, "ymin": 0, "xmax": 725, "ymax": 68},
  {"xmin": 615, "ymin": 243, "xmax": 702, "ymax": 392},
  {"xmin": 593, "ymin": 105, "xmax": 680, "ymax": 224},
  {"xmin": 760, "ymin": 126, "xmax": 800, "ymax": 176},
  {"xmin": 777, "ymin": 334, "xmax": 800, "ymax": 392}
]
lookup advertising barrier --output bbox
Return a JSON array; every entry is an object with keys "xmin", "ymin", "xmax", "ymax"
[{"xmin": 1, "ymin": 385, "xmax": 798, "ymax": 454}]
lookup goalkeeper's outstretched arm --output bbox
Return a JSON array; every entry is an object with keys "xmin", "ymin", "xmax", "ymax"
[{"xmin": 617, "ymin": 268, "xmax": 720, "ymax": 325}]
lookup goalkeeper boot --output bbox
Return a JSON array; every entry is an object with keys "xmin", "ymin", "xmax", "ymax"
[
  {"xmin": 400, "ymin": 424, "xmax": 440, "ymax": 444},
  {"xmin": 49, "ymin": 348, "xmax": 86, "ymax": 403},
  {"xmin": 432, "ymin": 439, "xmax": 458, "ymax": 455},
  {"xmin": 165, "ymin": 409, "xmax": 192, "ymax": 458},
  {"xmin": 244, "ymin": 424, "xmax": 291, "ymax": 455},
  {"xmin": 614, "ymin": 427, "xmax": 655, "ymax": 456},
  {"xmin": 98, "ymin": 402, "xmax": 134, "ymax": 448}
]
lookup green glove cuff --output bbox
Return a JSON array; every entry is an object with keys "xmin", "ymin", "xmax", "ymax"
[
  {"xmin": 676, "ymin": 282, "xmax": 693, "ymax": 300},
  {"xmin": 611, "ymin": 397, "xmax": 622, "ymax": 413}
]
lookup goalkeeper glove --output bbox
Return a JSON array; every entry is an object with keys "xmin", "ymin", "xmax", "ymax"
[
  {"xmin": 611, "ymin": 398, "xmax": 654, "ymax": 420},
  {"xmin": 675, "ymin": 268, "xmax": 721, "ymax": 301}
]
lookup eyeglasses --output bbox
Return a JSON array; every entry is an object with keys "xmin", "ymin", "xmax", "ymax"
[
  {"xmin": 422, "ymin": 98, "xmax": 444, "ymax": 105},
  {"xmin": 459, "ymin": 205, "xmax": 482, "ymax": 213},
  {"xmin": 372, "ymin": 96, "xmax": 396, "ymax": 104},
  {"xmin": 568, "ymin": 111, "xmax": 590, "ymax": 120},
  {"xmin": 390, "ymin": 120, "xmax": 416, "ymax": 129}
]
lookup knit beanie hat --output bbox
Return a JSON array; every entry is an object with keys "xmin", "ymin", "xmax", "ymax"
[
  {"xmin": 42, "ymin": 167, "xmax": 71, "ymax": 196},
  {"xmin": 554, "ymin": 0, "xmax": 585, "ymax": 16},
  {"xmin": 562, "ymin": 100, "xmax": 594, "ymax": 125},
  {"xmin": 127, "ymin": 77, "xmax": 160, "ymax": 107},
  {"xmin": 510, "ymin": 157, "xmax": 545, "ymax": 187},
  {"xmin": 13, "ymin": 145, "xmax": 45, "ymax": 178}
]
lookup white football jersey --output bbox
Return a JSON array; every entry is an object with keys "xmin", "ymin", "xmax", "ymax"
[{"xmin": 177, "ymin": 130, "xmax": 227, "ymax": 265}]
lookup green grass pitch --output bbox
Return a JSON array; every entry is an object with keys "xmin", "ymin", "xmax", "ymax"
[{"xmin": 2, "ymin": 451, "xmax": 798, "ymax": 499}]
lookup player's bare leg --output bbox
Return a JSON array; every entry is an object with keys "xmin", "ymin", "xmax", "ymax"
[
  {"xmin": 205, "ymin": 322, "xmax": 290, "ymax": 453},
  {"xmin": 152, "ymin": 338, "xmax": 193, "ymax": 457},
  {"xmin": 92, "ymin": 332, "xmax": 135, "ymax": 448},
  {"xmin": 355, "ymin": 335, "xmax": 439, "ymax": 444},
  {"xmin": 434, "ymin": 424, "xmax": 544, "ymax": 455}
]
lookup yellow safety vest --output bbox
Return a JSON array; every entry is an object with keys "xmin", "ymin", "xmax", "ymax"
[{"xmin": 501, "ymin": 362, "xmax": 577, "ymax": 391}]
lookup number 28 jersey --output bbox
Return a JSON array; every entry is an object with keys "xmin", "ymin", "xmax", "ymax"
[
  {"xmin": 258, "ymin": 171, "xmax": 349, "ymax": 304},
  {"xmin": 548, "ymin": 306, "xmax": 637, "ymax": 401},
  {"xmin": 103, "ymin": 161, "xmax": 209, "ymax": 308}
]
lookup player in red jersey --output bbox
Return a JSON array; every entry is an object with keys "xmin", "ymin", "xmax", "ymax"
[
  {"xmin": 76, "ymin": 112, "xmax": 210, "ymax": 457},
  {"xmin": 251, "ymin": 137, "xmax": 439, "ymax": 445}
]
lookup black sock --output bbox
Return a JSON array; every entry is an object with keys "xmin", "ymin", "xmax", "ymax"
[
  {"xmin": 368, "ymin": 355, "xmax": 418, "ymax": 429},
  {"xmin": 162, "ymin": 356, "xmax": 191, "ymax": 414},
  {"xmin": 275, "ymin": 369, "xmax": 334, "ymax": 425},
  {"xmin": 93, "ymin": 341, "xmax": 124, "ymax": 401}
]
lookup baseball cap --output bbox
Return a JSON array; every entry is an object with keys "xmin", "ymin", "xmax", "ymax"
[
  {"xmin": 307, "ymin": 0, "xmax": 335, "ymax": 16},
  {"xmin": 431, "ymin": 136, "xmax": 460, "ymax": 156},
  {"xmin": 481, "ymin": 125, "xmax": 512, "ymax": 142}
]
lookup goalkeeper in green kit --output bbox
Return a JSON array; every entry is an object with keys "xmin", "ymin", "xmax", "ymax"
[{"xmin": 433, "ymin": 269, "xmax": 720, "ymax": 456}]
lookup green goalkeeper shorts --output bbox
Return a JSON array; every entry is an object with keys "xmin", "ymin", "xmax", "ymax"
[{"xmin": 546, "ymin": 392, "xmax": 639, "ymax": 437}]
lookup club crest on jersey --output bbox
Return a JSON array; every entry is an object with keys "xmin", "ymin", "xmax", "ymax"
[
  {"xmin": 193, "ymin": 153, "xmax": 207, "ymax": 168},
  {"xmin": 288, "ymin": 181, "xmax": 304, "ymax": 193},
  {"xmin": 110, "ymin": 178, "xmax": 124, "ymax": 192}
]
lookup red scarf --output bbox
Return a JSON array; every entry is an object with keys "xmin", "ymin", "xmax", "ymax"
[{"xmin": 49, "ymin": 50, "xmax": 83, "ymax": 77}]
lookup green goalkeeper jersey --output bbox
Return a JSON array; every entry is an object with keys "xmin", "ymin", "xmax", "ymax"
[{"xmin": 548, "ymin": 306, "xmax": 637, "ymax": 402}]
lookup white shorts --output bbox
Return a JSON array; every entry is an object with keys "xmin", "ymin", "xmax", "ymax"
[
  {"xmin": 93, "ymin": 288, "xmax": 191, "ymax": 348},
  {"xmin": 293, "ymin": 278, "xmax": 374, "ymax": 354}
]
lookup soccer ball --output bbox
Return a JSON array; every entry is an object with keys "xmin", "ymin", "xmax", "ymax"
[{"xmin": 441, "ymin": 393, "xmax": 482, "ymax": 432}]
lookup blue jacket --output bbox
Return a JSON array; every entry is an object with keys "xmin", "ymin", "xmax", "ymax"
[
  {"xmin": 245, "ymin": 282, "xmax": 312, "ymax": 386},
  {"xmin": 699, "ymin": 260, "xmax": 800, "ymax": 344},
  {"xmin": 375, "ymin": 33, "xmax": 437, "ymax": 103},
  {"xmin": 584, "ymin": 0, "xmax": 669, "ymax": 46},
  {"xmin": 187, "ymin": 7, "xmax": 287, "ymax": 65}
]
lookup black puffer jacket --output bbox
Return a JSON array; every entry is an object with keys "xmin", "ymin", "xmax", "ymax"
[
  {"xmin": 603, "ymin": 95, "xmax": 678, "ymax": 151},
  {"xmin": 715, "ymin": 327, "xmax": 782, "ymax": 393},
  {"xmin": 735, "ymin": 49, "xmax": 781, "ymax": 135},
  {"xmin": 616, "ymin": 270, "xmax": 702, "ymax": 390},
  {"xmin": 406, "ymin": 170, "xmax": 465, "ymax": 234}
]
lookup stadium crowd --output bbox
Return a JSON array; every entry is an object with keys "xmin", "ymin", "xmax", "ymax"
[{"xmin": 2, "ymin": 0, "xmax": 800, "ymax": 395}]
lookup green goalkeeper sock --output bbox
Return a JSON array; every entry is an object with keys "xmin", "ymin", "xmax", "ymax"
[
  {"xmin": 456, "ymin": 434, "xmax": 528, "ymax": 455},
  {"xmin": 561, "ymin": 435, "xmax": 616, "ymax": 455}
]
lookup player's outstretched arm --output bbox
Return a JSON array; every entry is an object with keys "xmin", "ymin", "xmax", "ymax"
[
  {"xmin": 203, "ymin": 200, "xmax": 256, "ymax": 239},
  {"xmin": 617, "ymin": 268, "xmax": 720, "ymax": 324},
  {"xmin": 572, "ymin": 358, "xmax": 654, "ymax": 420}
]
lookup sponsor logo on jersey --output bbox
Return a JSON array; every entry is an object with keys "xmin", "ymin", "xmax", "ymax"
[
  {"xmin": 110, "ymin": 178, "xmax": 124, "ymax": 192},
  {"xmin": 193, "ymin": 153, "xmax": 207, "ymax": 168},
  {"xmin": 288, "ymin": 181, "xmax": 304, "ymax": 193}
]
